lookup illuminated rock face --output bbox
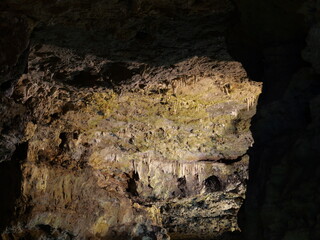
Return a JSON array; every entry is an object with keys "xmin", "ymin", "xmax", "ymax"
[{"xmin": 0, "ymin": 1, "xmax": 261, "ymax": 239}]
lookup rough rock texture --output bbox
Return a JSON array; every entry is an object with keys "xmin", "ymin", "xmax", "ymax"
[
  {"xmin": 4, "ymin": 0, "xmax": 320, "ymax": 240},
  {"xmin": 0, "ymin": 1, "xmax": 262, "ymax": 240}
]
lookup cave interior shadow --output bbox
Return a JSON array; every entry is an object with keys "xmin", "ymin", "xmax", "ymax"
[{"xmin": 0, "ymin": 142, "xmax": 28, "ymax": 233}]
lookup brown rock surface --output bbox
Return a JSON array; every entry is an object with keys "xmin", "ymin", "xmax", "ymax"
[{"xmin": 0, "ymin": 1, "xmax": 261, "ymax": 239}]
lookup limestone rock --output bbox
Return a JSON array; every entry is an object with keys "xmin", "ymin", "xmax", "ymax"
[{"xmin": 0, "ymin": 1, "xmax": 261, "ymax": 239}]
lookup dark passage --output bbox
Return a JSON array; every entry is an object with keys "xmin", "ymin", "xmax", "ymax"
[{"xmin": 227, "ymin": 0, "xmax": 320, "ymax": 239}]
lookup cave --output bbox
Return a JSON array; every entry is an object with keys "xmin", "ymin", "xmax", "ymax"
[{"xmin": 1, "ymin": 0, "xmax": 319, "ymax": 240}]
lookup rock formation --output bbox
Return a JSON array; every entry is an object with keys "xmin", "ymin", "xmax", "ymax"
[
  {"xmin": 0, "ymin": 0, "xmax": 261, "ymax": 239},
  {"xmin": 4, "ymin": 0, "xmax": 320, "ymax": 239}
]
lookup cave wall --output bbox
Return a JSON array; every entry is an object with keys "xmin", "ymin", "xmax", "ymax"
[
  {"xmin": 0, "ymin": 1, "xmax": 261, "ymax": 239},
  {"xmin": 1, "ymin": 0, "xmax": 320, "ymax": 239}
]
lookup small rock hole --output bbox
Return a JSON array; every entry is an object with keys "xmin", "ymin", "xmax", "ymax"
[{"xmin": 203, "ymin": 175, "xmax": 221, "ymax": 192}]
